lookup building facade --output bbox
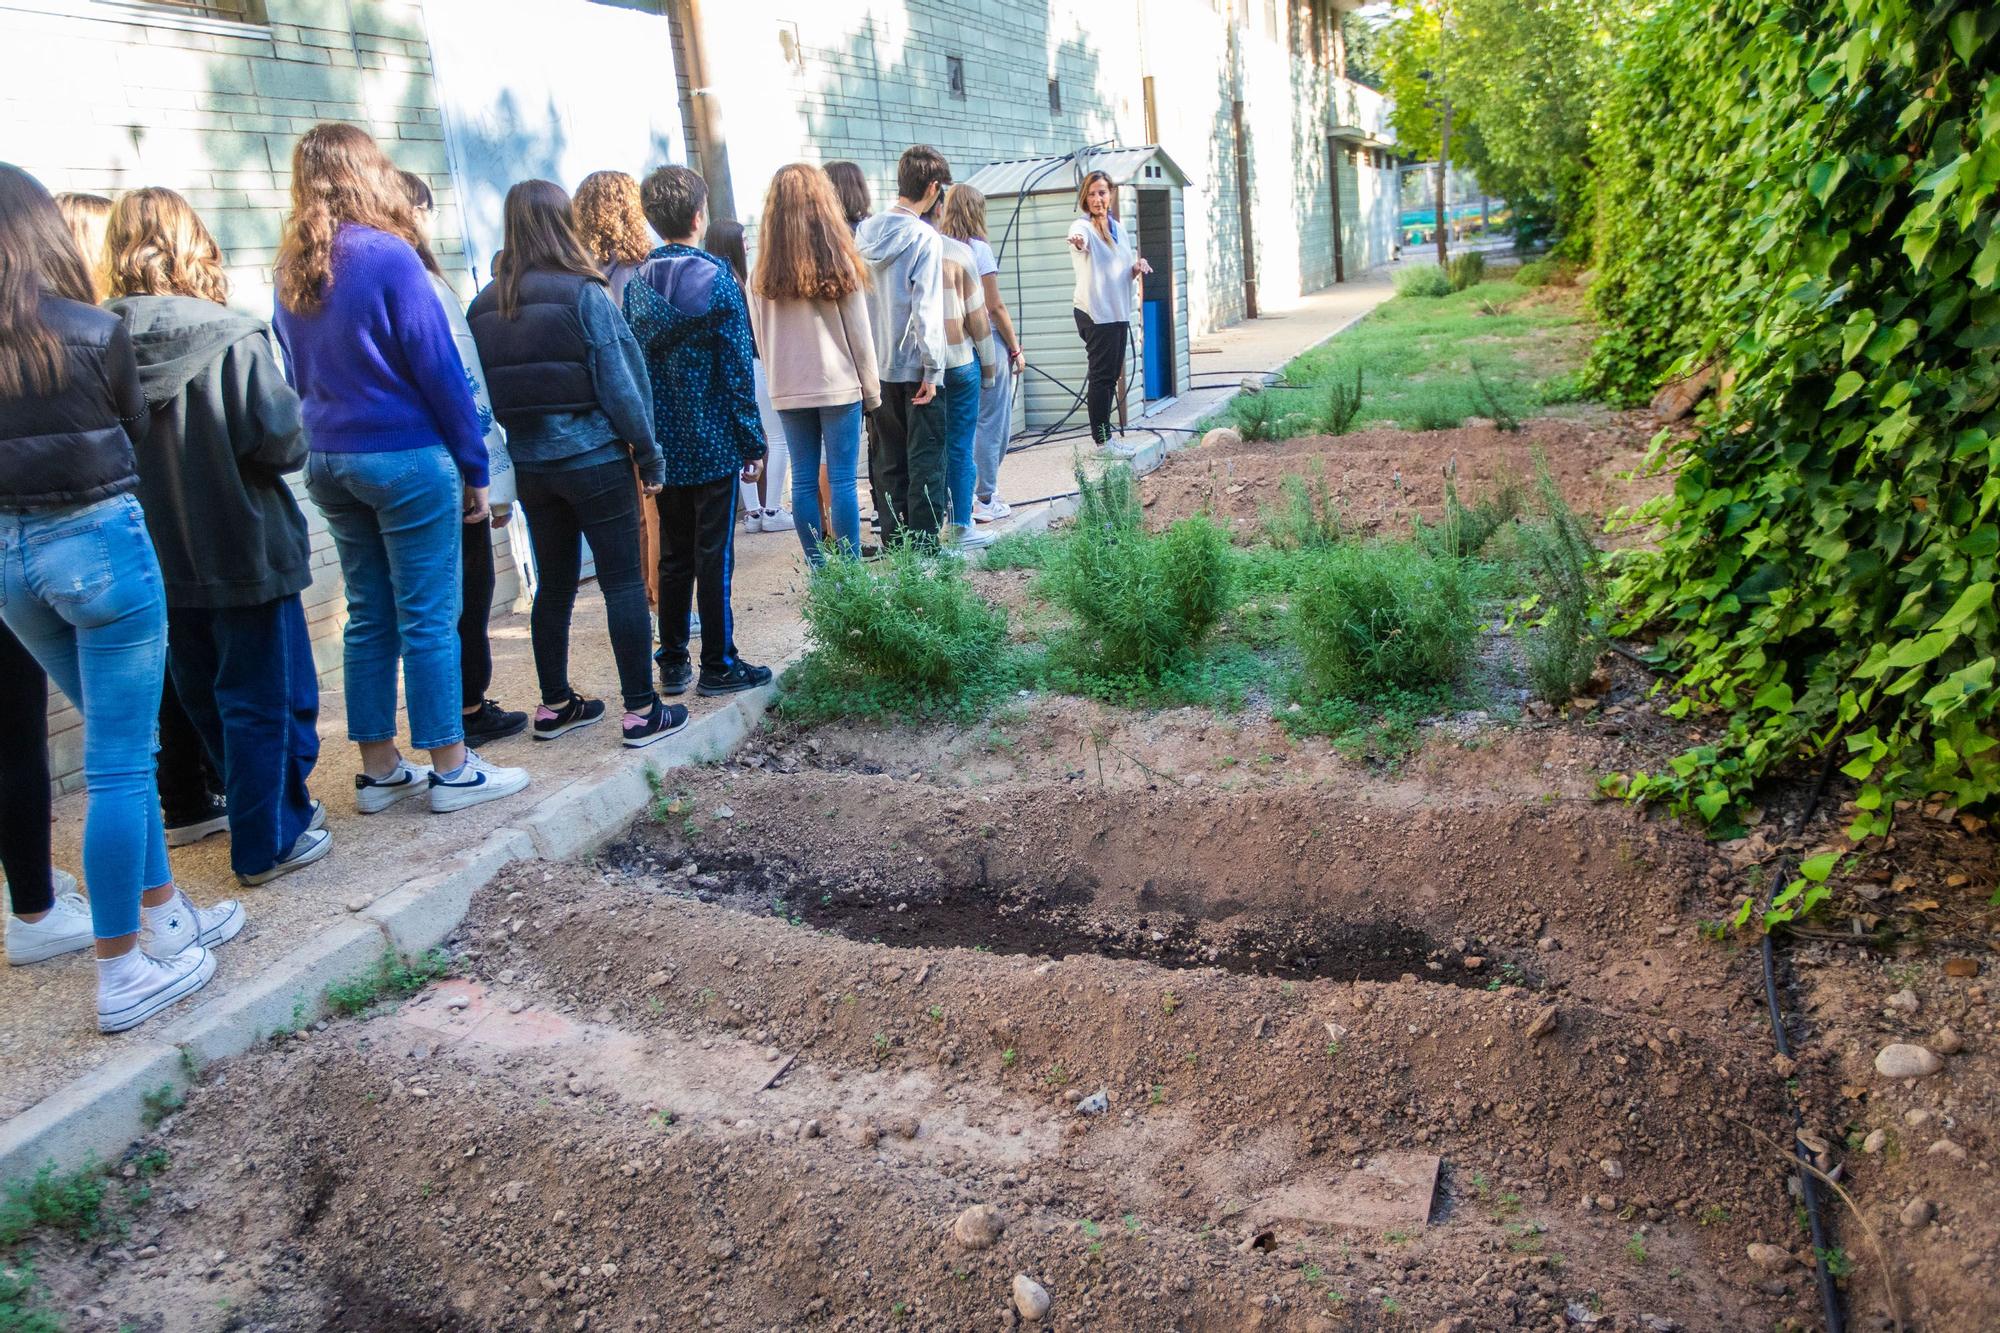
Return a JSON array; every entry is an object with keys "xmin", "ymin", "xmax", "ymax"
[{"xmin": 0, "ymin": 0, "xmax": 1395, "ymax": 785}]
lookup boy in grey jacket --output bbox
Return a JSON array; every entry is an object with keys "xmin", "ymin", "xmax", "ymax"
[{"xmin": 855, "ymin": 145, "xmax": 951, "ymax": 546}]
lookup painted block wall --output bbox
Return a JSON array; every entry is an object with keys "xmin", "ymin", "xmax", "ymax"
[{"xmin": 0, "ymin": 0, "xmax": 515, "ymax": 790}]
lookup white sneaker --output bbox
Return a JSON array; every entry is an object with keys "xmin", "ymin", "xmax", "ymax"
[
  {"xmin": 759, "ymin": 508, "xmax": 795, "ymax": 533},
  {"xmin": 142, "ymin": 888, "xmax": 246, "ymax": 958},
  {"xmin": 98, "ymin": 945, "xmax": 215, "ymax": 1033},
  {"xmin": 7, "ymin": 887, "xmax": 93, "ymax": 965},
  {"xmin": 971, "ymin": 499, "xmax": 1000, "ymax": 524},
  {"xmin": 428, "ymin": 749, "xmax": 530, "ymax": 813},
  {"xmin": 237, "ymin": 827, "xmax": 334, "ymax": 887},
  {"xmin": 354, "ymin": 759, "xmax": 433, "ymax": 814},
  {"xmin": 950, "ymin": 524, "xmax": 995, "ymax": 550},
  {"xmin": 983, "ymin": 496, "xmax": 1013, "ymax": 520}
]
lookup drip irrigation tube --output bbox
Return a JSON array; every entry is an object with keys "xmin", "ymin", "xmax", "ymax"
[{"xmin": 1755, "ymin": 743, "xmax": 1848, "ymax": 1333}]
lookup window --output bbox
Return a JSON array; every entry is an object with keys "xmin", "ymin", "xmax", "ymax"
[
  {"xmin": 946, "ymin": 55, "xmax": 966, "ymax": 99},
  {"xmin": 1048, "ymin": 78, "xmax": 1062, "ymax": 114}
]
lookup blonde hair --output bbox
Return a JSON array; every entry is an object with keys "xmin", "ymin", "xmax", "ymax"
[
  {"xmin": 572, "ymin": 170, "xmax": 653, "ymax": 269},
  {"xmin": 275, "ymin": 122, "xmax": 426, "ymax": 314},
  {"xmin": 105, "ymin": 187, "xmax": 230, "ymax": 304},
  {"xmin": 53, "ymin": 191, "xmax": 112, "ymax": 303},
  {"xmin": 751, "ymin": 162, "xmax": 867, "ymax": 302},
  {"xmin": 938, "ymin": 183, "xmax": 987, "ymax": 243}
]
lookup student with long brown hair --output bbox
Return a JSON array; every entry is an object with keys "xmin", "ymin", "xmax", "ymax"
[
  {"xmin": 1066, "ymin": 169, "xmax": 1150, "ymax": 447},
  {"xmin": 468, "ymin": 179, "xmax": 681, "ymax": 748},
  {"xmin": 748, "ymin": 162, "xmax": 880, "ymax": 564},
  {"xmin": 272, "ymin": 123, "xmax": 528, "ymax": 815},
  {"xmin": 56, "ymin": 190, "xmax": 228, "ymax": 844},
  {"xmin": 824, "ymin": 161, "xmax": 872, "ymax": 233},
  {"xmin": 104, "ymin": 187, "xmax": 330, "ymax": 888},
  {"xmin": 0, "ymin": 164, "xmax": 241, "ymax": 1027}
]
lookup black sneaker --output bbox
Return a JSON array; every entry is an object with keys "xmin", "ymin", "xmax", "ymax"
[
  {"xmin": 165, "ymin": 793, "xmax": 229, "ymax": 848},
  {"xmin": 697, "ymin": 661, "xmax": 773, "ymax": 697},
  {"xmin": 657, "ymin": 658, "xmax": 694, "ymax": 696},
  {"xmin": 532, "ymin": 693, "xmax": 605, "ymax": 741},
  {"xmin": 621, "ymin": 700, "xmax": 690, "ymax": 748},
  {"xmin": 462, "ymin": 699, "xmax": 528, "ymax": 747}
]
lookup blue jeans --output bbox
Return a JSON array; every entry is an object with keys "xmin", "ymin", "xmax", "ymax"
[
  {"xmin": 0, "ymin": 493, "xmax": 170, "ymax": 939},
  {"xmin": 974, "ymin": 355, "xmax": 1013, "ymax": 501},
  {"xmin": 779, "ymin": 402, "xmax": 864, "ymax": 565},
  {"xmin": 942, "ymin": 361, "xmax": 981, "ymax": 528},
  {"xmin": 169, "ymin": 595, "xmax": 320, "ymax": 878},
  {"xmin": 306, "ymin": 447, "xmax": 465, "ymax": 750}
]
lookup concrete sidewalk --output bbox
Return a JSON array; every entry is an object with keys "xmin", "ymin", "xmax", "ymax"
[{"xmin": 0, "ymin": 267, "xmax": 1398, "ymax": 1177}]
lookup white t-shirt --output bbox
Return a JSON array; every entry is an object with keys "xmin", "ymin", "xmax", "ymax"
[
  {"xmin": 967, "ymin": 236, "xmax": 999, "ymax": 278},
  {"xmin": 1068, "ymin": 215, "xmax": 1136, "ymax": 325}
]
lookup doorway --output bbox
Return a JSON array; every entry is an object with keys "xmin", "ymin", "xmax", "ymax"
[{"xmin": 1136, "ymin": 189, "xmax": 1177, "ymax": 402}]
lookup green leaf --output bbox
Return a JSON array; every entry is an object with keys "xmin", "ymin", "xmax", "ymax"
[
  {"xmin": 1798, "ymin": 853, "xmax": 1838, "ymax": 883},
  {"xmin": 1827, "ymin": 371, "xmax": 1865, "ymax": 407},
  {"xmin": 1934, "ymin": 582, "xmax": 1994, "ymax": 634},
  {"xmin": 1949, "ymin": 11, "xmax": 1980, "ymax": 63},
  {"xmin": 1807, "ymin": 157, "xmax": 1849, "ymax": 202}
]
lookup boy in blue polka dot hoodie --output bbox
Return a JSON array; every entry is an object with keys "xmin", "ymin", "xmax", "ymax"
[{"xmin": 626, "ymin": 166, "xmax": 773, "ymax": 698}]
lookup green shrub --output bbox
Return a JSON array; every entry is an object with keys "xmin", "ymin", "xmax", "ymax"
[
  {"xmin": 325, "ymin": 949, "xmax": 454, "ymax": 1018},
  {"xmin": 0, "ymin": 1258, "xmax": 61, "ymax": 1333},
  {"xmin": 1517, "ymin": 462, "xmax": 1606, "ymax": 707},
  {"xmin": 980, "ymin": 529, "xmax": 1056, "ymax": 571},
  {"xmin": 1392, "ymin": 264, "xmax": 1453, "ymax": 299},
  {"xmin": 1515, "ymin": 257, "xmax": 1562, "ymax": 287},
  {"xmin": 1043, "ymin": 466, "xmax": 1232, "ymax": 680},
  {"xmin": 0, "ymin": 1161, "xmax": 108, "ymax": 1248},
  {"xmin": 1419, "ymin": 469, "xmax": 1524, "ymax": 559},
  {"xmin": 800, "ymin": 543, "xmax": 1007, "ymax": 689},
  {"xmin": 1319, "ymin": 364, "xmax": 1365, "ymax": 435},
  {"xmin": 1469, "ymin": 359, "xmax": 1524, "ymax": 431},
  {"xmin": 1447, "ymin": 251, "xmax": 1487, "ymax": 292},
  {"xmin": 1293, "ymin": 542, "xmax": 1478, "ymax": 699},
  {"xmin": 1228, "ymin": 390, "xmax": 1287, "ymax": 441},
  {"xmin": 1534, "ymin": 371, "xmax": 1590, "ymax": 406},
  {"xmin": 1404, "ymin": 384, "xmax": 1467, "ymax": 431},
  {"xmin": 1261, "ymin": 468, "xmax": 1343, "ymax": 552}
]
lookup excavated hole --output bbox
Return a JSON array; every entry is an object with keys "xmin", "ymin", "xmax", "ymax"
[{"xmin": 601, "ymin": 840, "xmax": 1526, "ymax": 989}]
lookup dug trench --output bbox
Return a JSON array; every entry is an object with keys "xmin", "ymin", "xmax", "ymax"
[{"xmin": 41, "ymin": 715, "xmax": 1852, "ymax": 1333}]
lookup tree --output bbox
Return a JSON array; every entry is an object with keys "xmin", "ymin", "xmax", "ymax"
[{"xmin": 1378, "ymin": 2, "xmax": 1451, "ymax": 262}]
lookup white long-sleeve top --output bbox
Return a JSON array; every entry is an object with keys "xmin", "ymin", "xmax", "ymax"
[{"xmin": 1067, "ymin": 214, "xmax": 1136, "ymax": 325}]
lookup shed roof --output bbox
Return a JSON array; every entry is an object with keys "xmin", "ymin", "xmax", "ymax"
[{"xmin": 964, "ymin": 145, "xmax": 1189, "ymax": 198}]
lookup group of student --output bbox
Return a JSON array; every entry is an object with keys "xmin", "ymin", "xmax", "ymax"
[{"xmin": 0, "ymin": 127, "xmax": 1150, "ymax": 1036}]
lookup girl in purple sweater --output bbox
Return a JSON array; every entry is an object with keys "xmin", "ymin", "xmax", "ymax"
[{"xmin": 272, "ymin": 124, "xmax": 528, "ymax": 816}]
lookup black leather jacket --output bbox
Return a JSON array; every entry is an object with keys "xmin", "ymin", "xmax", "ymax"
[{"xmin": 0, "ymin": 296, "xmax": 145, "ymax": 512}]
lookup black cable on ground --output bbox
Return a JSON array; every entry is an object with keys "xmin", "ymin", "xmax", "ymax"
[{"xmin": 1755, "ymin": 740, "xmax": 1849, "ymax": 1333}]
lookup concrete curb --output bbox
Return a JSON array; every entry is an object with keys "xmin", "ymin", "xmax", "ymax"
[{"xmin": 0, "ymin": 683, "xmax": 776, "ymax": 1184}]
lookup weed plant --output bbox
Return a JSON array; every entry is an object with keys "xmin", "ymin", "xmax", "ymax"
[
  {"xmin": 1292, "ymin": 541, "xmax": 1478, "ymax": 699},
  {"xmin": 1516, "ymin": 460, "xmax": 1607, "ymax": 706},
  {"xmin": 1321, "ymin": 364, "xmax": 1365, "ymax": 435},
  {"xmin": 1514, "ymin": 257, "xmax": 1566, "ymax": 287},
  {"xmin": 325, "ymin": 948, "xmax": 454, "ymax": 1017},
  {"xmin": 1041, "ymin": 466, "xmax": 1232, "ymax": 683},
  {"xmin": 1260, "ymin": 468, "xmax": 1344, "ymax": 551},
  {"xmin": 1447, "ymin": 252, "xmax": 1487, "ymax": 291},
  {"xmin": 1470, "ymin": 359, "xmax": 1525, "ymax": 431},
  {"xmin": 980, "ymin": 529, "xmax": 1056, "ymax": 571},
  {"xmin": 1231, "ymin": 390, "xmax": 1285, "ymax": 441},
  {"xmin": 1394, "ymin": 264, "xmax": 1454, "ymax": 298},
  {"xmin": 1419, "ymin": 468, "xmax": 1524, "ymax": 559},
  {"xmin": 0, "ymin": 1162, "xmax": 108, "ymax": 1247}
]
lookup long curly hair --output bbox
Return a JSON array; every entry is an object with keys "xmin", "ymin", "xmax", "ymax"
[
  {"xmin": 571, "ymin": 170, "xmax": 653, "ymax": 270},
  {"xmin": 275, "ymin": 123, "xmax": 424, "ymax": 314},
  {"xmin": 105, "ymin": 187, "xmax": 231, "ymax": 304},
  {"xmin": 938, "ymin": 183, "xmax": 988, "ymax": 244},
  {"xmin": 0, "ymin": 163, "xmax": 95, "ymax": 398},
  {"xmin": 752, "ymin": 162, "xmax": 866, "ymax": 302}
]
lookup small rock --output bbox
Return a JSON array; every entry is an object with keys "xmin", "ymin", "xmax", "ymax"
[
  {"xmin": 1905, "ymin": 1108, "xmax": 1934, "ymax": 1129},
  {"xmin": 345, "ymin": 896, "xmax": 371, "ymax": 912},
  {"xmin": 445, "ymin": 995, "xmax": 470, "ymax": 1011},
  {"xmin": 1745, "ymin": 1243, "xmax": 1794, "ymax": 1273},
  {"xmin": 1942, "ymin": 957, "xmax": 1980, "ymax": 978},
  {"xmin": 1899, "ymin": 1198, "xmax": 1935, "ymax": 1229},
  {"xmin": 1862, "ymin": 1128, "xmax": 1888, "ymax": 1154},
  {"xmin": 889, "ymin": 1115, "xmax": 919, "ymax": 1141},
  {"xmin": 1526, "ymin": 1006, "xmax": 1560, "ymax": 1041},
  {"xmin": 1462, "ymin": 956, "xmax": 1486, "ymax": 971},
  {"xmin": 1600, "ymin": 1158, "xmax": 1624, "ymax": 1181},
  {"xmin": 706, "ymin": 1238, "xmax": 737, "ymax": 1262},
  {"xmin": 1640, "ymin": 1318, "xmax": 1680, "ymax": 1333},
  {"xmin": 1201, "ymin": 427, "xmax": 1243, "ymax": 450},
  {"xmin": 1927, "ymin": 1139, "xmax": 1967, "ymax": 1161},
  {"xmin": 1566, "ymin": 1301, "xmax": 1605, "ymax": 1325},
  {"xmin": 1012, "ymin": 1274, "xmax": 1051, "ymax": 1323},
  {"xmin": 1886, "ymin": 988, "xmax": 1919, "ymax": 1013},
  {"xmin": 952, "ymin": 1204, "xmax": 1006, "ymax": 1250},
  {"xmin": 136, "ymin": 1246, "xmax": 159, "ymax": 1261},
  {"xmin": 1075, "ymin": 1090, "xmax": 1109, "ymax": 1116},
  {"xmin": 712, "ymin": 805, "xmax": 734, "ymax": 820},
  {"xmin": 800, "ymin": 1119, "xmax": 823, "ymax": 1140},
  {"xmin": 1429, "ymin": 1319, "xmax": 1474, "ymax": 1333},
  {"xmin": 1931, "ymin": 1027, "xmax": 1964, "ymax": 1056},
  {"xmin": 1874, "ymin": 1043, "xmax": 1944, "ymax": 1079},
  {"xmin": 854, "ymin": 1123, "xmax": 881, "ymax": 1148},
  {"xmin": 1179, "ymin": 772, "xmax": 1203, "ymax": 788}
]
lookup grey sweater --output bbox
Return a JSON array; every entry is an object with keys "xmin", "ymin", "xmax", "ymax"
[{"xmin": 855, "ymin": 209, "xmax": 947, "ymax": 386}]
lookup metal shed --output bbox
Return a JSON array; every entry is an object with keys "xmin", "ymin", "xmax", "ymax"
[{"xmin": 964, "ymin": 146, "xmax": 1191, "ymax": 435}]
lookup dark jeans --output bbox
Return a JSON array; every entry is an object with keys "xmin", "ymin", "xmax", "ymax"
[
  {"xmin": 460, "ymin": 517, "xmax": 496, "ymax": 710},
  {"xmin": 169, "ymin": 595, "xmax": 320, "ymax": 878},
  {"xmin": 870, "ymin": 380, "xmax": 948, "ymax": 545},
  {"xmin": 156, "ymin": 666, "xmax": 220, "ymax": 824},
  {"xmin": 518, "ymin": 461, "xmax": 657, "ymax": 711},
  {"xmin": 654, "ymin": 474, "xmax": 740, "ymax": 674},
  {"xmin": 1074, "ymin": 309, "xmax": 1129, "ymax": 444},
  {"xmin": 0, "ymin": 621, "xmax": 53, "ymax": 917}
]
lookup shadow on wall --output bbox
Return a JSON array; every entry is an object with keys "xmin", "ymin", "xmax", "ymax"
[
  {"xmin": 1204, "ymin": 47, "xmax": 1248, "ymax": 329},
  {"xmin": 1289, "ymin": 53, "xmax": 1332, "ymax": 292}
]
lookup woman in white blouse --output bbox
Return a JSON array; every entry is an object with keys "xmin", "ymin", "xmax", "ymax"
[{"xmin": 1066, "ymin": 170, "xmax": 1151, "ymax": 446}]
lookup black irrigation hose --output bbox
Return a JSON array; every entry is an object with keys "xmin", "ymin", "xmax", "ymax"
[{"xmin": 1756, "ymin": 741, "xmax": 1849, "ymax": 1333}]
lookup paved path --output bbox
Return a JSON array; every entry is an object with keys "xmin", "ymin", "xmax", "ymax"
[{"xmin": 0, "ymin": 268, "xmax": 1397, "ymax": 1155}]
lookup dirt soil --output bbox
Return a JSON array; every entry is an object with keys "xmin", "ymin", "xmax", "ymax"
[
  {"xmin": 19, "ymin": 419, "xmax": 1998, "ymax": 1333},
  {"xmin": 1142, "ymin": 414, "xmax": 1667, "ymax": 539}
]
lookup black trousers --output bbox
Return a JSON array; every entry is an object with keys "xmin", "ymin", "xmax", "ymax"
[
  {"xmin": 1074, "ymin": 309, "xmax": 1129, "ymax": 444},
  {"xmin": 0, "ymin": 621, "xmax": 53, "ymax": 917},
  {"xmin": 518, "ymin": 460, "xmax": 658, "ymax": 711},
  {"xmin": 156, "ymin": 667, "xmax": 220, "ymax": 824},
  {"xmin": 655, "ymin": 474, "xmax": 740, "ymax": 674},
  {"xmin": 460, "ymin": 516, "xmax": 496, "ymax": 710},
  {"xmin": 871, "ymin": 379, "xmax": 948, "ymax": 545}
]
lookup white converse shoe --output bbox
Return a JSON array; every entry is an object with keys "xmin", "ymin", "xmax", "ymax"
[
  {"xmin": 759, "ymin": 507, "xmax": 795, "ymax": 533},
  {"xmin": 98, "ymin": 945, "xmax": 215, "ymax": 1033},
  {"xmin": 7, "ymin": 887, "xmax": 94, "ymax": 966},
  {"xmin": 355, "ymin": 758, "xmax": 433, "ymax": 814},
  {"xmin": 428, "ymin": 749, "xmax": 531, "ymax": 813},
  {"xmin": 949, "ymin": 523, "xmax": 995, "ymax": 550},
  {"xmin": 142, "ymin": 888, "xmax": 246, "ymax": 959}
]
